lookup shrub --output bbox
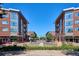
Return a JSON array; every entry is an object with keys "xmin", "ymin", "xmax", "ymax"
[
  {"xmin": 11, "ymin": 36, "xmax": 17, "ymax": 42},
  {"xmin": 0, "ymin": 46, "xmax": 26, "ymax": 51},
  {"xmin": 73, "ymin": 46, "xmax": 79, "ymax": 51},
  {"xmin": 60, "ymin": 43, "xmax": 74, "ymax": 50},
  {"xmin": 24, "ymin": 43, "xmax": 79, "ymax": 50},
  {"xmin": 24, "ymin": 45, "xmax": 61, "ymax": 50}
]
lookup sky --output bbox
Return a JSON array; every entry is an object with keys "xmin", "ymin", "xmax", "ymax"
[{"xmin": 2, "ymin": 3, "xmax": 79, "ymax": 37}]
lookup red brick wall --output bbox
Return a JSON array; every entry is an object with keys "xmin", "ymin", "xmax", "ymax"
[{"xmin": 0, "ymin": 10, "xmax": 10, "ymax": 36}]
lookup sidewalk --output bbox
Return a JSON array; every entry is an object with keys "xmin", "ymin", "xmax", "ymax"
[{"xmin": 0, "ymin": 50, "xmax": 66, "ymax": 56}]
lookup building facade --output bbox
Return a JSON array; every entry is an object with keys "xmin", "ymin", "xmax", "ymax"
[
  {"xmin": 0, "ymin": 8, "xmax": 28, "ymax": 44},
  {"xmin": 55, "ymin": 7, "xmax": 79, "ymax": 43}
]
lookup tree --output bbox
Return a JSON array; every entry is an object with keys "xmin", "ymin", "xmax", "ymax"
[
  {"xmin": 46, "ymin": 32, "xmax": 55, "ymax": 42},
  {"xmin": 30, "ymin": 32, "xmax": 38, "ymax": 42},
  {"xmin": 31, "ymin": 32, "xmax": 37, "ymax": 38}
]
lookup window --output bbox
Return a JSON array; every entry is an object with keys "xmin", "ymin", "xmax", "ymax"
[
  {"xmin": 10, "ymin": 22, "xmax": 17, "ymax": 26},
  {"xmin": 65, "ymin": 11, "xmax": 73, "ymax": 20},
  {"xmin": 10, "ymin": 28, "xmax": 17, "ymax": 32},
  {"xmin": 2, "ymin": 20, "xmax": 8, "ymax": 24},
  {"xmin": 65, "ymin": 28, "xmax": 73, "ymax": 33},
  {"xmin": 65, "ymin": 21, "xmax": 73, "ymax": 26},
  {"xmin": 2, "ymin": 27, "xmax": 8, "ymax": 31},
  {"xmin": 10, "ymin": 12, "xmax": 18, "ymax": 32},
  {"xmin": 75, "ymin": 20, "xmax": 79, "ymax": 24},
  {"xmin": 10, "ymin": 12, "xmax": 18, "ymax": 20},
  {"xmin": 2, "ymin": 14, "xmax": 8, "ymax": 18},
  {"xmin": 65, "ymin": 11, "xmax": 72, "ymax": 14},
  {"xmin": 0, "ymin": 12, "xmax": 8, "ymax": 18},
  {"xmin": 10, "ymin": 12, "xmax": 18, "ymax": 27},
  {"xmin": 75, "ymin": 12, "xmax": 79, "ymax": 16},
  {"xmin": 65, "ymin": 14, "xmax": 73, "ymax": 20},
  {"xmin": 75, "ymin": 27, "xmax": 79, "ymax": 31}
]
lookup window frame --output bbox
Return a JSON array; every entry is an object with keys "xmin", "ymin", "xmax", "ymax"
[
  {"xmin": 75, "ymin": 27, "xmax": 79, "ymax": 31},
  {"xmin": 75, "ymin": 20, "xmax": 79, "ymax": 24},
  {"xmin": 10, "ymin": 27, "xmax": 17, "ymax": 32},
  {"xmin": 2, "ymin": 27, "xmax": 8, "ymax": 31},
  {"xmin": 2, "ymin": 20, "xmax": 8, "ymax": 24},
  {"xmin": 65, "ymin": 27, "xmax": 73, "ymax": 33},
  {"xmin": 10, "ymin": 12, "xmax": 18, "ymax": 20},
  {"xmin": 65, "ymin": 21, "xmax": 73, "ymax": 26},
  {"xmin": 75, "ymin": 12, "xmax": 79, "ymax": 16},
  {"xmin": 2, "ymin": 14, "xmax": 8, "ymax": 18},
  {"xmin": 10, "ymin": 22, "xmax": 17, "ymax": 26},
  {"xmin": 65, "ymin": 11, "xmax": 73, "ymax": 20}
]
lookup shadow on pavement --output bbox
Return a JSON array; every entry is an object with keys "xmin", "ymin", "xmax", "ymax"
[
  {"xmin": 65, "ymin": 51, "xmax": 79, "ymax": 56},
  {"xmin": 0, "ymin": 51, "xmax": 26, "ymax": 56},
  {"xmin": 62, "ymin": 50, "xmax": 79, "ymax": 56}
]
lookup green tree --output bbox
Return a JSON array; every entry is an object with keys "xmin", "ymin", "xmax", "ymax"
[
  {"xmin": 46, "ymin": 32, "xmax": 55, "ymax": 42},
  {"xmin": 30, "ymin": 32, "xmax": 38, "ymax": 42},
  {"xmin": 31, "ymin": 32, "xmax": 37, "ymax": 38}
]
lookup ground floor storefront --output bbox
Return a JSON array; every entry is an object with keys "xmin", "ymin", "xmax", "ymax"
[
  {"xmin": 64, "ymin": 36, "xmax": 79, "ymax": 43},
  {"xmin": 0, "ymin": 36, "xmax": 29, "ymax": 44}
]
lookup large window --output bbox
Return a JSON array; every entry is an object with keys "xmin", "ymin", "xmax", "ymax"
[
  {"xmin": 75, "ymin": 12, "xmax": 79, "ymax": 16},
  {"xmin": 65, "ymin": 11, "xmax": 73, "ymax": 33},
  {"xmin": 2, "ymin": 14, "xmax": 8, "ymax": 18},
  {"xmin": 0, "ymin": 12, "xmax": 8, "ymax": 18},
  {"xmin": 75, "ymin": 27, "xmax": 79, "ymax": 31},
  {"xmin": 65, "ymin": 11, "xmax": 72, "ymax": 14},
  {"xmin": 75, "ymin": 20, "xmax": 79, "ymax": 24},
  {"xmin": 10, "ymin": 12, "xmax": 18, "ymax": 20},
  {"xmin": 10, "ymin": 22, "xmax": 17, "ymax": 26},
  {"xmin": 10, "ymin": 12, "xmax": 18, "ymax": 33},
  {"xmin": 65, "ymin": 21, "xmax": 73, "ymax": 26},
  {"xmin": 10, "ymin": 12, "xmax": 18, "ymax": 26},
  {"xmin": 2, "ymin": 20, "xmax": 8, "ymax": 24},
  {"xmin": 65, "ymin": 11, "xmax": 73, "ymax": 20},
  {"xmin": 65, "ymin": 28, "xmax": 73, "ymax": 33},
  {"xmin": 2, "ymin": 27, "xmax": 8, "ymax": 31},
  {"xmin": 10, "ymin": 28, "xmax": 17, "ymax": 32}
]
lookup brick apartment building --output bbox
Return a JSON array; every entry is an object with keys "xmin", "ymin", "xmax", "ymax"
[
  {"xmin": 0, "ymin": 8, "xmax": 29, "ymax": 44},
  {"xmin": 55, "ymin": 7, "xmax": 79, "ymax": 43}
]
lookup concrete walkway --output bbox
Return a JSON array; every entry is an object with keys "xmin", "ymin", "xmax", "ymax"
[{"xmin": 0, "ymin": 50, "xmax": 66, "ymax": 56}]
